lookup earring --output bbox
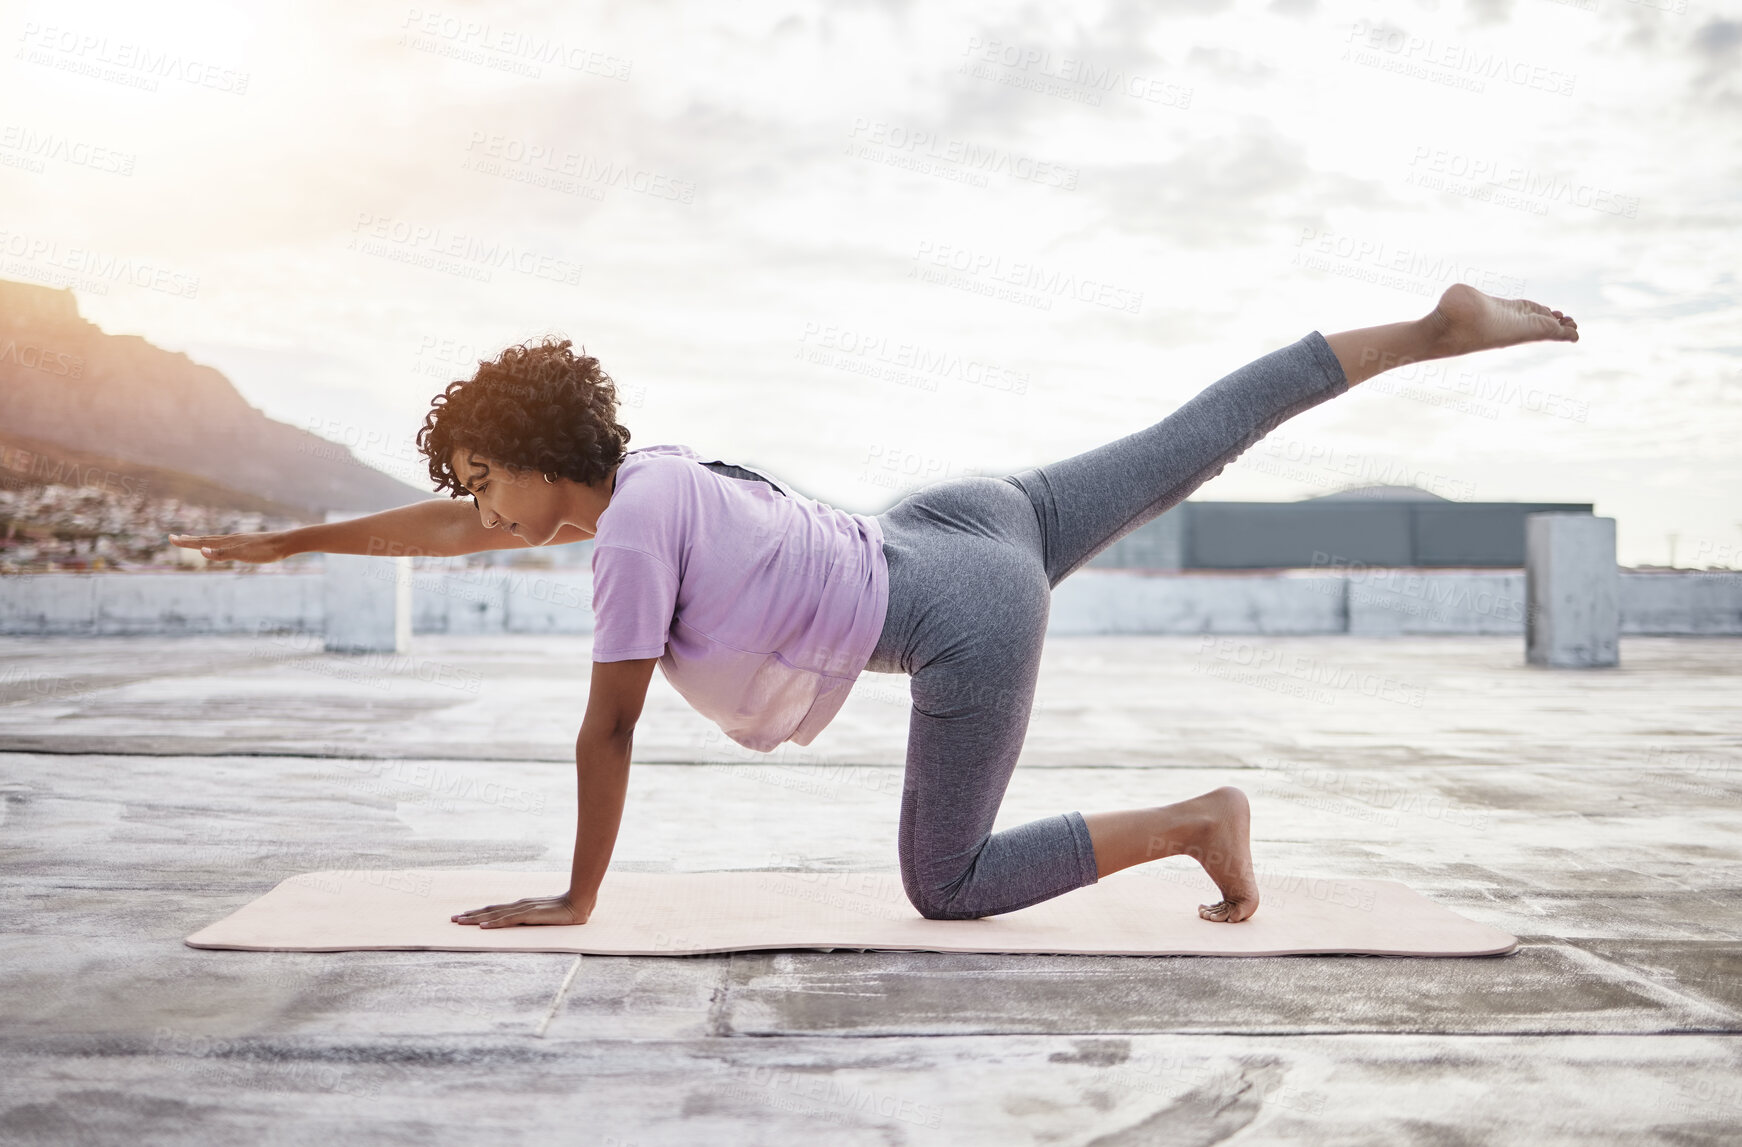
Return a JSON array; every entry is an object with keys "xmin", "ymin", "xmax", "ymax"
[{"xmin": 543, "ymin": 473, "xmax": 556, "ymax": 484}]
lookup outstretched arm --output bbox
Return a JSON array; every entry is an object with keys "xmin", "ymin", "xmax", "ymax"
[
  {"xmin": 283, "ymin": 498, "xmax": 563, "ymax": 557},
  {"xmin": 171, "ymin": 497, "xmax": 593, "ymax": 562}
]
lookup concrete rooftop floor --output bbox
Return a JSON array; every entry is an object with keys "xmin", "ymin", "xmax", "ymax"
[{"xmin": 1, "ymin": 631, "xmax": 1739, "ymax": 1145}]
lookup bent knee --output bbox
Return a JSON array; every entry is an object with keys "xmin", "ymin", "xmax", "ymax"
[
  {"xmin": 910, "ymin": 894, "xmax": 982, "ymax": 921},
  {"xmin": 904, "ymin": 878, "xmax": 987, "ymax": 921}
]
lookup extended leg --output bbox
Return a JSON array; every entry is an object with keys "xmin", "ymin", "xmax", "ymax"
[
  {"xmin": 1004, "ymin": 283, "xmax": 1580, "ymax": 586},
  {"xmin": 1324, "ymin": 283, "xmax": 1578, "ymax": 386},
  {"xmin": 1004, "ymin": 328, "xmax": 1350, "ymax": 586}
]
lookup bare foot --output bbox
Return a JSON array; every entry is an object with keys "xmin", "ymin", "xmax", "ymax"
[
  {"xmin": 1426, "ymin": 283, "xmax": 1579, "ymax": 359},
  {"xmin": 1175, "ymin": 786, "xmax": 1260, "ymax": 923}
]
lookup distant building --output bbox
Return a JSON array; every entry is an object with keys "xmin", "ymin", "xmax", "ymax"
[{"xmin": 1087, "ymin": 485, "xmax": 1593, "ymax": 571}]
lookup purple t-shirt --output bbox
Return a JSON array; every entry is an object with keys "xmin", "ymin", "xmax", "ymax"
[{"xmin": 589, "ymin": 444, "xmax": 890, "ymax": 752}]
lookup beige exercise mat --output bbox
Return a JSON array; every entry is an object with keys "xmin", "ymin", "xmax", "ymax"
[{"xmin": 184, "ymin": 867, "xmax": 1517, "ymax": 957}]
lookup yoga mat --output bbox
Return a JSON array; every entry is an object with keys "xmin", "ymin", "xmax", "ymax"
[{"xmin": 185, "ymin": 867, "xmax": 1518, "ymax": 957}]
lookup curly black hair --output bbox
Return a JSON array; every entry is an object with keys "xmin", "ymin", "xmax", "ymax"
[{"xmin": 416, "ymin": 336, "xmax": 632, "ymax": 498}]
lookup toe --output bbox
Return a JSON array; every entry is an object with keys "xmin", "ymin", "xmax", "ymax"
[{"xmin": 1200, "ymin": 896, "xmax": 1257, "ymax": 923}]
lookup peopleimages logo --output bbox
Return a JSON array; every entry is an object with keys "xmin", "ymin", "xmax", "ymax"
[
  {"xmin": 959, "ymin": 36, "xmax": 1193, "ymax": 109},
  {"xmin": 0, "ymin": 445, "xmax": 145, "ymax": 497},
  {"xmin": 0, "ymin": 124, "xmax": 136, "ymax": 176},
  {"xmin": 462, "ymin": 131, "xmax": 694, "ymax": 203},
  {"xmin": 0, "ymin": 228, "xmax": 201, "ymax": 298},
  {"xmin": 846, "ymin": 117, "xmax": 1079, "ymax": 189},
  {"xmin": 15, "ymin": 22, "xmax": 251, "ymax": 94},
  {"xmin": 909, "ymin": 239, "xmax": 1144, "ymax": 315},
  {"xmin": 0, "ymin": 337, "xmax": 83, "ymax": 377},
  {"xmin": 399, "ymin": 8, "xmax": 632, "ymax": 80},
  {"xmin": 1342, "ymin": 21, "xmax": 1577, "ymax": 97},
  {"xmin": 796, "ymin": 321, "xmax": 1030, "ymax": 396},
  {"xmin": 348, "ymin": 212, "xmax": 582, "ymax": 286}
]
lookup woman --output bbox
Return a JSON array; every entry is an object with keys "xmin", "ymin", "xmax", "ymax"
[{"xmin": 170, "ymin": 283, "xmax": 1578, "ymax": 930}]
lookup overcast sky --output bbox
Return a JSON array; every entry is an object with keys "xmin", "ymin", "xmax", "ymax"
[{"xmin": 4, "ymin": 0, "xmax": 1737, "ymax": 567}]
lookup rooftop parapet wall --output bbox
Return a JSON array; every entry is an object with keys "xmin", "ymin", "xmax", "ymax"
[{"xmin": 1, "ymin": 568, "xmax": 1736, "ymax": 637}]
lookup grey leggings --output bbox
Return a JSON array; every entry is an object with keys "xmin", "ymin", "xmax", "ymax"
[{"xmin": 862, "ymin": 331, "xmax": 1351, "ymax": 920}]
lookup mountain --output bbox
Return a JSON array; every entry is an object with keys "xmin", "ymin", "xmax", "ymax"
[
  {"xmin": 0, "ymin": 425, "xmax": 313, "ymax": 518},
  {"xmin": 0, "ymin": 278, "xmax": 435, "ymax": 516}
]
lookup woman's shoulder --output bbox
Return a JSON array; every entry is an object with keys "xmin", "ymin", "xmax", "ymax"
[
  {"xmin": 626, "ymin": 443, "xmax": 706, "ymax": 463},
  {"xmin": 625, "ymin": 444, "xmax": 797, "ymax": 498},
  {"xmin": 614, "ymin": 445, "xmax": 709, "ymax": 496}
]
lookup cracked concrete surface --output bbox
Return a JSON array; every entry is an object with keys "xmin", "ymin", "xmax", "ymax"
[{"xmin": 1, "ymin": 633, "xmax": 1739, "ymax": 1144}]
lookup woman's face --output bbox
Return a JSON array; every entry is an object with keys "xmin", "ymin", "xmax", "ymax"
[{"xmin": 451, "ymin": 447, "xmax": 559, "ymax": 544}]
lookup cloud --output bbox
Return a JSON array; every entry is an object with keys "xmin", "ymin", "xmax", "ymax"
[
  {"xmin": 1085, "ymin": 124, "xmax": 1392, "ymax": 249},
  {"xmin": 1466, "ymin": 0, "xmax": 1514, "ymax": 27},
  {"xmin": 1690, "ymin": 18, "xmax": 1742, "ymax": 103}
]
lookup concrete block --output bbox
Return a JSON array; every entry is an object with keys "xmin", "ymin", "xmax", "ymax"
[
  {"xmin": 93, "ymin": 572, "xmax": 322, "ymax": 635},
  {"xmin": 0, "ymin": 572, "xmax": 324, "ymax": 636},
  {"xmin": 0, "ymin": 571, "xmax": 98, "ymax": 634},
  {"xmin": 1347, "ymin": 571, "xmax": 1527, "ymax": 635},
  {"xmin": 322, "ymin": 511, "xmax": 412, "ymax": 654},
  {"xmin": 411, "ymin": 564, "xmax": 507, "ymax": 635},
  {"xmin": 1049, "ymin": 570, "xmax": 1346, "ymax": 636},
  {"xmin": 1526, "ymin": 513, "xmax": 1619, "ymax": 667},
  {"xmin": 1621, "ymin": 570, "xmax": 1742, "ymax": 635},
  {"xmin": 502, "ymin": 568, "xmax": 595, "ymax": 634}
]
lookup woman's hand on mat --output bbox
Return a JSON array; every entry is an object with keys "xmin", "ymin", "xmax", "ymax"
[
  {"xmin": 451, "ymin": 892, "xmax": 592, "ymax": 928},
  {"xmin": 167, "ymin": 530, "xmax": 292, "ymax": 564}
]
